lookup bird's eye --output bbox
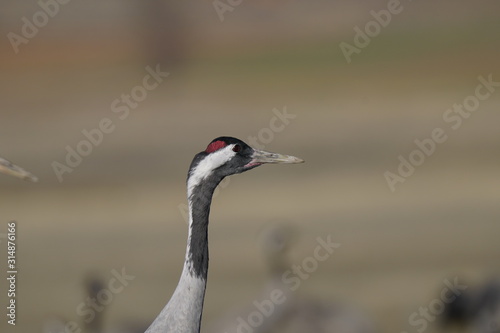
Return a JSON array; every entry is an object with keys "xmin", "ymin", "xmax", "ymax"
[{"xmin": 232, "ymin": 144, "xmax": 242, "ymax": 152}]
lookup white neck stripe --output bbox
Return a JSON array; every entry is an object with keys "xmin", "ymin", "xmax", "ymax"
[{"xmin": 187, "ymin": 144, "xmax": 236, "ymax": 197}]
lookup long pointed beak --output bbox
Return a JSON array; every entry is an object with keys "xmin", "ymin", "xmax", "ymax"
[
  {"xmin": 250, "ymin": 149, "xmax": 304, "ymax": 165},
  {"xmin": 0, "ymin": 158, "xmax": 38, "ymax": 182}
]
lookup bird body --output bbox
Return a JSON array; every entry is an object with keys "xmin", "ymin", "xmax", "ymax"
[{"xmin": 145, "ymin": 137, "xmax": 303, "ymax": 333}]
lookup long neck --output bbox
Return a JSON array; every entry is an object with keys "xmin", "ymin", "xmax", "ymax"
[
  {"xmin": 185, "ymin": 179, "xmax": 217, "ymax": 279},
  {"xmin": 145, "ymin": 175, "xmax": 221, "ymax": 333}
]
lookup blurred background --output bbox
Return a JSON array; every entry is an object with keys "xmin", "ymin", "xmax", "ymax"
[{"xmin": 1, "ymin": 0, "xmax": 500, "ymax": 332}]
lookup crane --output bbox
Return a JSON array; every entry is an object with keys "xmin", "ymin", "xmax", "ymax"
[
  {"xmin": 144, "ymin": 136, "xmax": 303, "ymax": 333},
  {"xmin": 0, "ymin": 156, "xmax": 37, "ymax": 181}
]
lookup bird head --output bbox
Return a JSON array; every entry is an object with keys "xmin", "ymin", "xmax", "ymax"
[{"xmin": 188, "ymin": 137, "xmax": 303, "ymax": 186}]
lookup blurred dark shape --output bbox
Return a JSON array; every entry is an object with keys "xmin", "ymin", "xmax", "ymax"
[
  {"xmin": 137, "ymin": 1, "xmax": 188, "ymax": 69},
  {"xmin": 207, "ymin": 222, "xmax": 377, "ymax": 333},
  {"xmin": 473, "ymin": 279, "xmax": 500, "ymax": 333},
  {"xmin": 84, "ymin": 275, "xmax": 107, "ymax": 333},
  {"xmin": 441, "ymin": 289, "xmax": 474, "ymax": 328},
  {"xmin": 441, "ymin": 278, "xmax": 500, "ymax": 333},
  {"xmin": 83, "ymin": 274, "xmax": 149, "ymax": 333},
  {"xmin": 41, "ymin": 275, "xmax": 107, "ymax": 333},
  {"xmin": 43, "ymin": 274, "xmax": 146, "ymax": 333}
]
